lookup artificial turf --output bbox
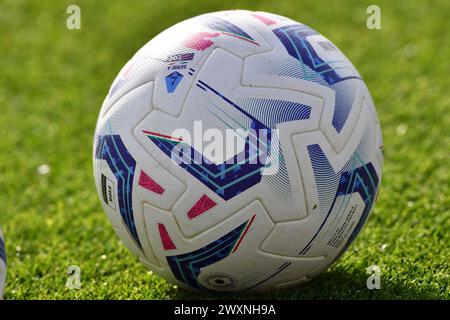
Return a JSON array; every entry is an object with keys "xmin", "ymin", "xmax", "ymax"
[{"xmin": 0, "ymin": 0, "xmax": 448, "ymax": 299}]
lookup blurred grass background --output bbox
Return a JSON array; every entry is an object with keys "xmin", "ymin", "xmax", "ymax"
[{"xmin": 0, "ymin": 0, "xmax": 448, "ymax": 299}]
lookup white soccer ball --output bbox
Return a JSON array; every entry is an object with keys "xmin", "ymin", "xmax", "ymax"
[
  {"xmin": 93, "ymin": 10, "xmax": 383, "ymax": 292},
  {"xmin": 0, "ymin": 227, "xmax": 6, "ymax": 298}
]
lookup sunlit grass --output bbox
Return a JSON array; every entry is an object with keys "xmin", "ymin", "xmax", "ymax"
[{"xmin": 0, "ymin": 0, "xmax": 448, "ymax": 299}]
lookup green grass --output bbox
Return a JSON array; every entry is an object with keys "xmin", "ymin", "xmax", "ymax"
[{"xmin": 0, "ymin": 0, "xmax": 449, "ymax": 299}]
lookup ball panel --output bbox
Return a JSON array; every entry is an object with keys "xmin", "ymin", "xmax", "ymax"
[{"xmin": 0, "ymin": 228, "xmax": 6, "ymax": 299}]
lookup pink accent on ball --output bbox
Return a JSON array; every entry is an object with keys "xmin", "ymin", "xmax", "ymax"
[
  {"xmin": 139, "ymin": 171, "xmax": 164, "ymax": 194},
  {"xmin": 184, "ymin": 32, "xmax": 220, "ymax": 51},
  {"xmin": 251, "ymin": 13, "xmax": 276, "ymax": 26},
  {"xmin": 187, "ymin": 194, "xmax": 217, "ymax": 219},
  {"xmin": 158, "ymin": 223, "xmax": 176, "ymax": 250}
]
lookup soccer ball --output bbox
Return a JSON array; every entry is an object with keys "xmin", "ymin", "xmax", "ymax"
[
  {"xmin": 93, "ymin": 10, "xmax": 383, "ymax": 292},
  {"xmin": 0, "ymin": 227, "xmax": 6, "ymax": 298}
]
